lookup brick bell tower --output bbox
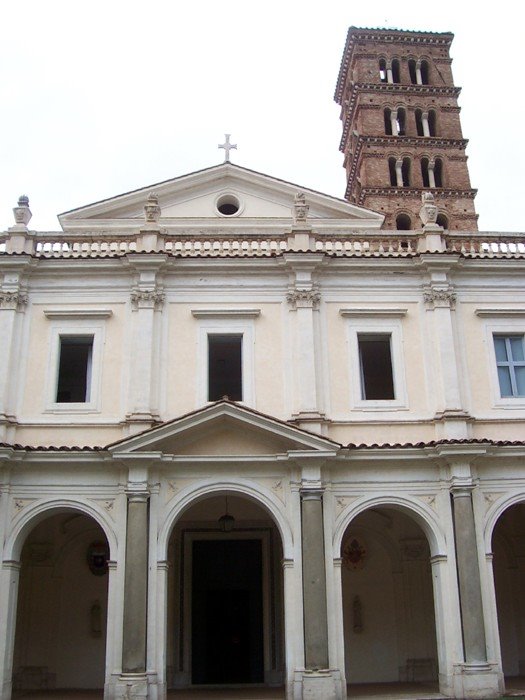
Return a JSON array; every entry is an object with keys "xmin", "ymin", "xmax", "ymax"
[{"xmin": 334, "ymin": 27, "xmax": 478, "ymax": 231}]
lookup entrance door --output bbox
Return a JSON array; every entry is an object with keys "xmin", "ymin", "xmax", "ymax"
[{"xmin": 191, "ymin": 539, "xmax": 264, "ymax": 684}]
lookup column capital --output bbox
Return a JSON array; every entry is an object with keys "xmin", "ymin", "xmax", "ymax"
[{"xmin": 300, "ymin": 486, "xmax": 324, "ymax": 501}]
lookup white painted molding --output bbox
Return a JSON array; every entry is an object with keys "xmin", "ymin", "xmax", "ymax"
[
  {"xmin": 191, "ymin": 308, "xmax": 261, "ymax": 318},
  {"xmin": 475, "ymin": 308, "xmax": 525, "ymax": 317},
  {"xmin": 44, "ymin": 309, "xmax": 113, "ymax": 319},
  {"xmin": 339, "ymin": 308, "xmax": 408, "ymax": 318}
]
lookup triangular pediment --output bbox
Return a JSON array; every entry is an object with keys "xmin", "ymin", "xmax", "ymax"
[
  {"xmin": 107, "ymin": 402, "xmax": 340, "ymax": 457},
  {"xmin": 59, "ymin": 163, "xmax": 383, "ymax": 231}
]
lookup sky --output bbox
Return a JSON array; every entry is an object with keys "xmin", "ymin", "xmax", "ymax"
[{"xmin": 1, "ymin": 0, "xmax": 523, "ymax": 232}]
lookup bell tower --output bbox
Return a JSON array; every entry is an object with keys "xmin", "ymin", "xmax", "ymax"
[{"xmin": 334, "ymin": 27, "xmax": 478, "ymax": 231}]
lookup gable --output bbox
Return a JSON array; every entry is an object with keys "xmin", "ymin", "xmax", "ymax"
[
  {"xmin": 59, "ymin": 163, "xmax": 384, "ymax": 231},
  {"xmin": 107, "ymin": 401, "xmax": 340, "ymax": 457}
]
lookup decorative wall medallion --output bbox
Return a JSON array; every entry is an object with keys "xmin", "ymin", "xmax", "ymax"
[
  {"xmin": 87, "ymin": 541, "xmax": 109, "ymax": 576},
  {"xmin": 342, "ymin": 536, "xmax": 367, "ymax": 570},
  {"xmin": 13, "ymin": 498, "xmax": 34, "ymax": 513}
]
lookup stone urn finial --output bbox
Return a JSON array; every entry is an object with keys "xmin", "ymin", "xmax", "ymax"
[
  {"xmin": 144, "ymin": 192, "xmax": 161, "ymax": 223},
  {"xmin": 293, "ymin": 192, "xmax": 309, "ymax": 225},
  {"xmin": 419, "ymin": 191, "xmax": 438, "ymax": 227},
  {"xmin": 13, "ymin": 195, "xmax": 32, "ymax": 227}
]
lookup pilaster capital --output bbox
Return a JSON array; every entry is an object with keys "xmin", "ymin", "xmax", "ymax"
[
  {"xmin": 286, "ymin": 286, "xmax": 321, "ymax": 310},
  {"xmin": 130, "ymin": 289, "xmax": 165, "ymax": 310},
  {"xmin": 0, "ymin": 291, "xmax": 28, "ymax": 311},
  {"xmin": 300, "ymin": 486, "xmax": 325, "ymax": 501},
  {"xmin": 423, "ymin": 285, "xmax": 456, "ymax": 309}
]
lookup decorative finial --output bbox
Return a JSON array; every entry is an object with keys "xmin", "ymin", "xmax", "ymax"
[
  {"xmin": 218, "ymin": 134, "xmax": 237, "ymax": 163},
  {"xmin": 144, "ymin": 192, "xmax": 161, "ymax": 223},
  {"xmin": 293, "ymin": 192, "xmax": 309, "ymax": 225},
  {"xmin": 13, "ymin": 195, "xmax": 32, "ymax": 227},
  {"xmin": 419, "ymin": 191, "xmax": 439, "ymax": 227}
]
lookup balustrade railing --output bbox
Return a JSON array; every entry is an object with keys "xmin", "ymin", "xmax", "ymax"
[{"xmin": 1, "ymin": 230, "xmax": 524, "ymax": 258}]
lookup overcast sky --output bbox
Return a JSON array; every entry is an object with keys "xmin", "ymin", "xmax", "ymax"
[{"xmin": 1, "ymin": 1, "xmax": 523, "ymax": 232}]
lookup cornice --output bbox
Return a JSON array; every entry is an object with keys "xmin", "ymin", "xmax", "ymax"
[{"xmin": 355, "ymin": 186, "xmax": 477, "ymax": 204}]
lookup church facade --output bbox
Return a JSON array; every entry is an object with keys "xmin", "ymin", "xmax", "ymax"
[{"xmin": 1, "ymin": 27, "xmax": 525, "ymax": 700}]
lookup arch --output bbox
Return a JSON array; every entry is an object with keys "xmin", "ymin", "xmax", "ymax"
[
  {"xmin": 421, "ymin": 156, "xmax": 431, "ymax": 187},
  {"xmin": 434, "ymin": 157, "xmax": 444, "ymax": 187},
  {"xmin": 436, "ymin": 213, "xmax": 449, "ymax": 229},
  {"xmin": 484, "ymin": 491, "xmax": 525, "ymax": 553},
  {"xmin": 396, "ymin": 107, "xmax": 406, "ymax": 136},
  {"xmin": 388, "ymin": 156, "xmax": 397, "ymax": 185},
  {"xmin": 333, "ymin": 493, "xmax": 446, "ymax": 559},
  {"xmin": 4, "ymin": 498, "xmax": 118, "ymax": 563},
  {"xmin": 401, "ymin": 156, "xmax": 410, "ymax": 186},
  {"xmin": 396, "ymin": 212, "xmax": 412, "ymax": 231},
  {"xmin": 158, "ymin": 479, "xmax": 294, "ymax": 560}
]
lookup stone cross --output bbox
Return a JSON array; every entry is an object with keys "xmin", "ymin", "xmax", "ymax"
[{"xmin": 218, "ymin": 134, "xmax": 237, "ymax": 162}]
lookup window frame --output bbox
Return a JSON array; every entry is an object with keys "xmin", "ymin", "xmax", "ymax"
[
  {"xmin": 196, "ymin": 317, "xmax": 255, "ymax": 407},
  {"xmin": 45, "ymin": 321, "xmax": 105, "ymax": 413},
  {"xmin": 479, "ymin": 316, "xmax": 525, "ymax": 408},
  {"xmin": 344, "ymin": 316, "xmax": 408, "ymax": 411}
]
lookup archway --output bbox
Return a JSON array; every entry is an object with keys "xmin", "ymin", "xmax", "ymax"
[
  {"xmin": 166, "ymin": 492, "xmax": 285, "ymax": 696},
  {"xmin": 11, "ymin": 510, "xmax": 110, "ymax": 697},
  {"xmin": 340, "ymin": 506, "xmax": 439, "ymax": 697},
  {"xmin": 492, "ymin": 502, "xmax": 525, "ymax": 692}
]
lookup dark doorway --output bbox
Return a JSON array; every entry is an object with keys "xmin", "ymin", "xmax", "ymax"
[{"xmin": 192, "ymin": 539, "xmax": 264, "ymax": 684}]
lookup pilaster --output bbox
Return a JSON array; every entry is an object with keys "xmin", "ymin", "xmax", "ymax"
[
  {"xmin": 284, "ymin": 253, "xmax": 325, "ymax": 433},
  {"xmin": 419, "ymin": 253, "xmax": 470, "ymax": 439},
  {"xmin": 126, "ymin": 255, "xmax": 167, "ymax": 433}
]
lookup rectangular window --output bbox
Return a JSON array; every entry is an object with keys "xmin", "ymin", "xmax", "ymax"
[
  {"xmin": 358, "ymin": 334, "xmax": 395, "ymax": 400},
  {"xmin": 494, "ymin": 335, "xmax": 525, "ymax": 397},
  {"xmin": 208, "ymin": 334, "xmax": 242, "ymax": 401},
  {"xmin": 56, "ymin": 335, "xmax": 93, "ymax": 403}
]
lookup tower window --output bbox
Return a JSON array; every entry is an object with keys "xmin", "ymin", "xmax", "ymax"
[
  {"xmin": 379, "ymin": 59, "xmax": 388, "ymax": 83},
  {"xmin": 391, "ymin": 59, "xmax": 401, "ymax": 84},
  {"xmin": 428, "ymin": 110, "xmax": 437, "ymax": 137},
  {"xmin": 408, "ymin": 59, "xmax": 418, "ymax": 85},
  {"xmin": 415, "ymin": 109, "xmax": 424, "ymax": 137},
  {"xmin": 420, "ymin": 60, "xmax": 430, "ymax": 85},
  {"xmin": 396, "ymin": 213, "xmax": 412, "ymax": 231},
  {"xmin": 384, "ymin": 108, "xmax": 393, "ymax": 136},
  {"xmin": 396, "ymin": 108, "xmax": 406, "ymax": 136},
  {"xmin": 388, "ymin": 157, "xmax": 397, "ymax": 186},
  {"xmin": 401, "ymin": 157, "xmax": 410, "ymax": 187},
  {"xmin": 56, "ymin": 335, "xmax": 93, "ymax": 403},
  {"xmin": 436, "ymin": 213, "xmax": 449, "ymax": 229},
  {"xmin": 208, "ymin": 334, "xmax": 243, "ymax": 401},
  {"xmin": 434, "ymin": 158, "xmax": 443, "ymax": 187},
  {"xmin": 421, "ymin": 157, "xmax": 431, "ymax": 188},
  {"xmin": 358, "ymin": 334, "xmax": 395, "ymax": 400}
]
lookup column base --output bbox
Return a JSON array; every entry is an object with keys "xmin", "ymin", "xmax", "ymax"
[
  {"xmin": 452, "ymin": 662, "xmax": 502, "ymax": 698},
  {"xmin": 293, "ymin": 669, "xmax": 343, "ymax": 700},
  {"xmin": 113, "ymin": 673, "xmax": 149, "ymax": 699}
]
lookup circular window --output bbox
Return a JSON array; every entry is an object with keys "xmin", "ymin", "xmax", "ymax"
[{"xmin": 216, "ymin": 194, "xmax": 241, "ymax": 217}]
